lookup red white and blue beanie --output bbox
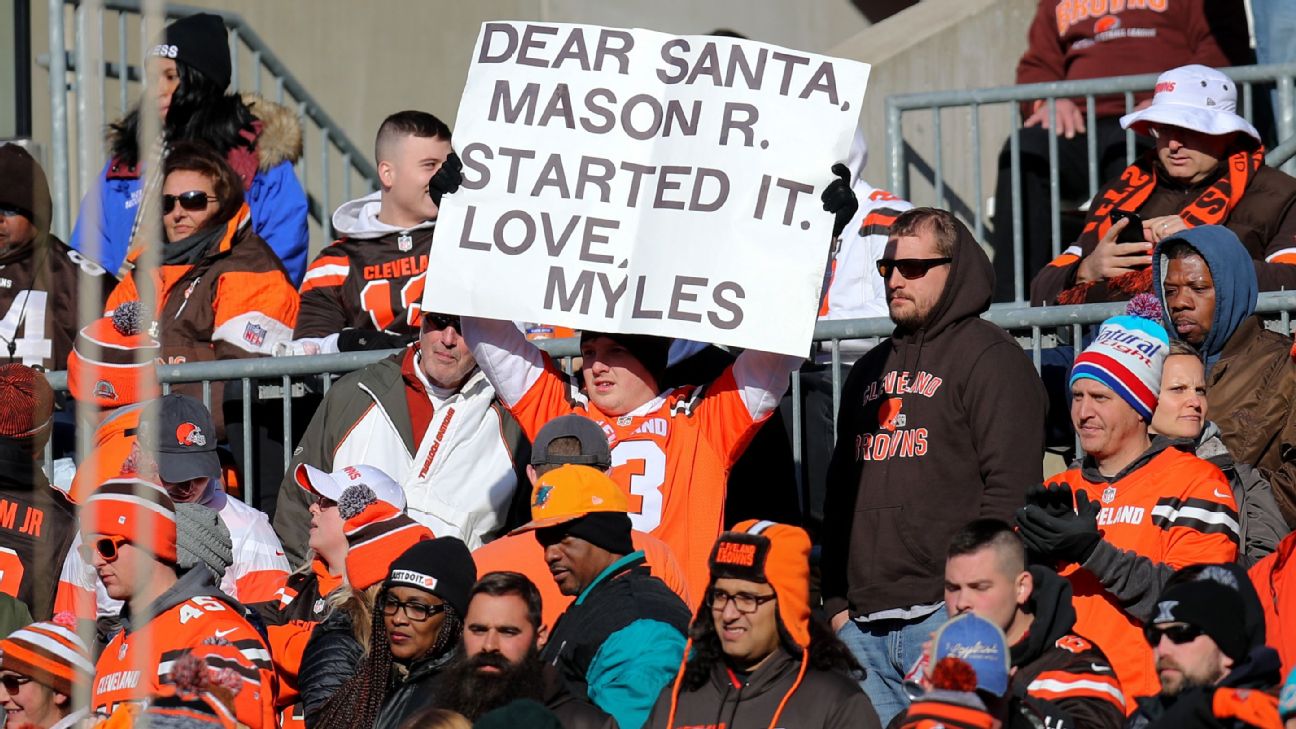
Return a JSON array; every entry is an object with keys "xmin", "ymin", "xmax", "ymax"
[{"xmin": 1070, "ymin": 315, "xmax": 1170, "ymax": 422}]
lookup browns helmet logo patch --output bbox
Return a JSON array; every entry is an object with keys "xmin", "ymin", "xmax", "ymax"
[{"xmin": 176, "ymin": 422, "xmax": 207, "ymax": 447}]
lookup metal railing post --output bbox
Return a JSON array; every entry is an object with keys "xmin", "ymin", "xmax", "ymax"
[{"xmin": 48, "ymin": 0, "xmax": 70, "ymax": 240}]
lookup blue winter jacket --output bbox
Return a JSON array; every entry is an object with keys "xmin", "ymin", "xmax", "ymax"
[{"xmin": 70, "ymin": 97, "xmax": 309, "ymax": 284}]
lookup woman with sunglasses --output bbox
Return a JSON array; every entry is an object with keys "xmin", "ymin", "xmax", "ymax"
[
  {"xmin": 0, "ymin": 615, "xmax": 93, "ymax": 729},
  {"xmin": 69, "ymin": 12, "xmax": 308, "ymax": 284},
  {"xmin": 103, "ymin": 141, "xmax": 299, "ymax": 421}
]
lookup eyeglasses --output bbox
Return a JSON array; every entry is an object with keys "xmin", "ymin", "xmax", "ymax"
[
  {"xmin": 1144, "ymin": 623, "xmax": 1205, "ymax": 647},
  {"xmin": 709, "ymin": 588, "xmax": 777, "ymax": 615},
  {"xmin": 876, "ymin": 257, "xmax": 952, "ymax": 280},
  {"xmin": 380, "ymin": 594, "xmax": 447, "ymax": 623},
  {"xmin": 0, "ymin": 673, "xmax": 31, "ymax": 694},
  {"xmin": 421, "ymin": 313, "xmax": 461, "ymax": 332},
  {"xmin": 314, "ymin": 495, "xmax": 337, "ymax": 510},
  {"xmin": 77, "ymin": 534, "xmax": 130, "ymax": 564},
  {"xmin": 161, "ymin": 190, "xmax": 216, "ymax": 214}
]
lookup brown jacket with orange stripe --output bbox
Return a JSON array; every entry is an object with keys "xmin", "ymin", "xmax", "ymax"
[
  {"xmin": 106, "ymin": 204, "xmax": 298, "ymax": 367},
  {"xmin": 1010, "ymin": 567, "xmax": 1126, "ymax": 729},
  {"xmin": 1030, "ymin": 159, "xmax": 1296, "ymax": 306},
  {"xmin": 646, "ymin": 646, "xmax": 880, "ymax": 729}
]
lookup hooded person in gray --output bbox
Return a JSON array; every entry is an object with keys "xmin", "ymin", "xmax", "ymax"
[
  {"xmin": 822, "ymin": 207, "xmax": 1047, "ymax": 724},
  {"xmin": 1152, "ymin": 224, "xmax": 1296, "ymax": 531}
]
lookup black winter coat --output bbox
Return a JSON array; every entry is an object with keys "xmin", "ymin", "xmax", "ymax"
[{"xmin": 300, "ymin": 610, "xmax": 363, "ymax": 728}]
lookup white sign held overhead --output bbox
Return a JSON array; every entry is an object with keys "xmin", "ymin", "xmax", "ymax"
[{"xmin": 426, "ymin": 21, "xmax": 871, "ymax": 356}]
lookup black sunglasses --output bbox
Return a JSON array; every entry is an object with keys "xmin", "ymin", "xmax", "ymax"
[
  {"xmin": 0, "ymin": 672, "xmax": 31, "ymax": 694},
  {"xmin": 162, "ymin": 190, "xmax": 216, "ymax": 214},
  {"xmin": 1144, "ymin": 623, "xmax": 1205, "ymax": 647},
  {"xmin": 421, "ymin": 313, "xmax": 461, "ymax": 332},
  {"xmin": 876, "ymin": 257, "xmax": 952, "ymax": 280}
]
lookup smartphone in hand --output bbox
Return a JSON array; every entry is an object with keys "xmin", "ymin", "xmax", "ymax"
[{"xmin": 1109, "ymin": 210, "xmax": 1145, "ymax": 243}]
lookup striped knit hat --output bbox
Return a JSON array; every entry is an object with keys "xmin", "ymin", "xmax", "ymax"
[
  {"xmin": 66, "ymin": 301, "xmax": 160, "ymax": 407},
  {"xmin": 340, "ymin": 484, "xmax": 434, "ymax": 590},
  {"xmin": 82, "ymin": 477, "xmax": 179, "ymax": 565},
  {"xmin": 0, "ymin": 614, "xmax": 93, "ymax": 696},
  {"xmin": 1070, "ymin": 315, "xmax": 1170, "ymax": 422}
]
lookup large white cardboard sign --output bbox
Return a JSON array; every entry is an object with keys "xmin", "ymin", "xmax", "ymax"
[{"xmin": 425, "ymin": 21, "xmax": 871, "ymax": 356}]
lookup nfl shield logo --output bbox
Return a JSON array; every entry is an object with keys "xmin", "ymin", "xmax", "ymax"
[
  {"xmin": 243, "ymin": 322, "xmax": 267, "ymax": 347},
  {"xmin": 1101, "ymin": 486, "xmax": 1117, "ymax": 504}
]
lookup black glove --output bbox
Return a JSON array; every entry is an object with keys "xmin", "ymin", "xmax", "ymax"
[
  {"xmin": 820, "ymin": 163, "xmax": 858, "ymax": 239},
  {"xmin": 337, "ymin": 329, "xmax": 411, "ymax": 352},
  {"xmin": 428, "ymin": 152, "xmax": 463, "ymax": 207},
  {"xmin": 1015, "ymin": 490, "xmax": 1102, "ymax": 564},
  {"xmin": 1024, "ymin": 481, "xmax": 1077, "ymax": 519}
]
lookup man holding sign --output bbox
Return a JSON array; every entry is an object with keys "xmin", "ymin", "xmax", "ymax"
[{"xmin": 433, "ymin": 22, "xmax": 871, "ymax": 599}]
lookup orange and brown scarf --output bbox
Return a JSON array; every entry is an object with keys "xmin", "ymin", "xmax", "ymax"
[{"xmin": 1056, "ymin": 147, "xmax": 1263, "ymax": 305}]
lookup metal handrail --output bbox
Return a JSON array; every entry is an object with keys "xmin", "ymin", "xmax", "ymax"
[
  {"xmin": 45, "ymin": 0, "xmax": 379, "ymax": 240},
  {"xmin": 42, "ymin": 291, "xmax": 1296, "ymax": 390},
  {"xmin": 884, "ymin": 62, "xmax": 1296, "ymax": 303}
]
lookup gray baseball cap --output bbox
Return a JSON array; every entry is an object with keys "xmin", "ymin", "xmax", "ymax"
[
  {"xmin": 143, "ymin": 393, "xmax": 222, "ymax": 485},
  {"xmin": 530, "ymin": 414, "xmax": 612, "ymax": 469}
]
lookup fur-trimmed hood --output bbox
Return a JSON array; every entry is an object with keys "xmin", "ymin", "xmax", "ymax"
[
  {"xmin": 242, "ymin": 93, "xmax": 302, "ymax": 169},
  {"xmin": 106, "ymin": 92, "xmax": 302, "ymax": 171}
]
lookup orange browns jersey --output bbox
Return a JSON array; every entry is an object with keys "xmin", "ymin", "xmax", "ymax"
[
  {"xmin": 1055, "ymin": 448, "xmax": 1239, "ymax": 707},
  {"xmin": 464, "ymin": 316, "xmax": 800, "ymax": 599},
  {"xmin": 92, "ymin": 594, "xmax": 276, "ymax": 728},
  {"xmin": 514, "ymin": 356, "xmax": 786, "ymax": 598},
  {"xmin": 474, "ymin": 529, "xmax": 693, "ymax": 630}
]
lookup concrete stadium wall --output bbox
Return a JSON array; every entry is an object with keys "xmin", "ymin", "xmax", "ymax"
[
  {"xmin": 24, "ymin": 0, "xmax": 1037, "ymax": 252},
  {"xmin": 26, "ymin": 0, "xmax": 869, "ymax": 248},
  {"xmin": 830, "ymin": 0, "xmax": 1037, "ymax": 230}
]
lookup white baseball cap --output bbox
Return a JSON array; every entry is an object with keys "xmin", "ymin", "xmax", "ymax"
[
  {"xmin": 1120, "ymin": 65, "xmax": 1260, "ymax": 142},
  {"xmin": 295, "ymin": 463, "xmax": 407, "ymax": 511}
]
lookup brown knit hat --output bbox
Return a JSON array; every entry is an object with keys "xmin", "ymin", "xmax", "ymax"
[
  {"xmin": 66, "ymin": 301, "xmax": 161, "ymax": 407},
  {"xmin": 0, "ymin": 363, "xmax": 54, "ymax": 447}
]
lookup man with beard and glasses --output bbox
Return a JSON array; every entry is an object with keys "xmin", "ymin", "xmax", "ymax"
[
  {"xmin": 1129, "ymin": 564, "xmax": 1284, "ymax": 728},
  {"xmin": 437, "ymin": 571, "xmax": 614, "ymax": 728}
]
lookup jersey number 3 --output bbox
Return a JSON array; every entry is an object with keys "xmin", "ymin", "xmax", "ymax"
[{"xmin": 611, "ymin": 441, "xmax": 666, "ymax": 533}]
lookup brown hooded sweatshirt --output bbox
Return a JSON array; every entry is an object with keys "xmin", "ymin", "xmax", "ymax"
[{"xmin": 822, "ymin": 220, "xmax": 1047, "ymax": 619}]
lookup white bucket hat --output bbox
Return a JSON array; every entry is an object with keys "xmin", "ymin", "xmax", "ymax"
[{"xmin": 1120, "ymin": 64, "xmax": 1260, "ymax": 143}]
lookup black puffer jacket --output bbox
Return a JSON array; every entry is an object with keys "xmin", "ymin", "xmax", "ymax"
[
  {"xmin": 542, "ymin": 666, "xmax": 618, "ymax": 729},
  {"xmin": 300, "ymin": 610, "xmax": 363, "ymax": 727},
  {"xmin": 372, "ymin": 648, "xmax": 456, "ymax": 729}
]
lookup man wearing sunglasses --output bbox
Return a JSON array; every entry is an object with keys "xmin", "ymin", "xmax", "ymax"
[
  {"xmin": 648, "ymin": 520, "xmax": 880, "ymax": 729},
  {"xmin": 273, "ymin": 311, "xmax": 530, "ymax": 564},
  {"xmin": 1129, "ymin": 568, "xmax": 1283, "ymax": 728},
  {"xmin": 286, "ymin": 110, "xmax": 463, "ymax": 356},
  {"xmin": 0, "ymin": 144, "xmax": 111, "ymax": 370},
  {"xmin": 86, "ymin": 477, "xmax": 275, "ymax": 727},
  {"xmin": 823, "ymin": 207, "xmax": 1047, "ymax": 725}
]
